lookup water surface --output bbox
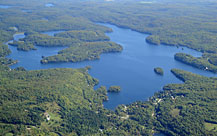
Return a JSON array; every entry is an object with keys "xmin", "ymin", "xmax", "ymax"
[
  {"xmin": 22, "ymin": 9, "xmax": 32, "ymax": 13},
  {"xmin": 0, "ymin": 5, "xmax": 12, "ymax": 9},
  {"xmin": 45, "ymin": 4, "xmax": 54, "ymax": 7},
  {"xmin": 6, "ymin": 24, "xmax": 217, "ymax": 110}
]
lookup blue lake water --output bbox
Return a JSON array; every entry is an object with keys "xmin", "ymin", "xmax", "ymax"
[
  {"xmin": 6, "ymin": 24, "xmax": 217, "ymax": 110},
  {"xmin": 22, "ymin": 9, "xmax": 32, "ymax": 13},
  {"xmin": 45, "ymin": 3, "xmax": 54, "ymax": 7},
  {"xmin": 0, "ymin": 5, "xmax": 12, "ymax": 9}
]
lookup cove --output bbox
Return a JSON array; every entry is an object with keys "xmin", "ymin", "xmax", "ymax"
[{"xmin": 6, "ymin": 24, "xmax": 217, "ymax": 110}]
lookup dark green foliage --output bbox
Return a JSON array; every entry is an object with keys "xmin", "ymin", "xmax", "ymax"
[
  {"xmin": 209, "ymin": 57, "xmax": 217, "ymax": 66},
  {"xmin": 0, "ymin": 43, "xmax": 11, "ymax": 57},
  {"xmin": 108, "ymin": 86, "xmax": 121, "ymax": 93},
  {"xmin": 0, "ymin": 57, "xmax": 17, "ymax": 66},
  {"xmin": 125, "ymin": 102, "xmax": 154, "ymax": 129},
  {"xmin": 0, "ymin": 63, "xmax": 156, "ymax": 136},
  {"xmin": 0, "ymin": 0, "xmax": 217, "ymax": 135},
  {"xmin": 95, "ymin": 86, "xmax": 108, "ymax": 101},
  {"xmin": 14, "ymin": 67, "xmax": 26, "ymax": 71},
  {"xmin": 0, "ymin": 30, "xmax": 14, "ymax": 43},
  {"xmin": 61, "ymin": 108, "xmax": 110, "ymax": 135},
  {"xmin": 55, "ymin": 30, "xmax": 110, "ymax": 42},
  {"xmin": 203, "ymin": 53, "xmax": 217, "ymax": 66},
  {"xmin": 154, "ymin": 67, "xmax": 164, "ymax": 75},
  {"xmin": 1, "ymin": 0, "xmax": 217, "ymax": 54},
  {"xmin": 0, "ymin": 104, "xmax": 43, "ymax": 126},
  {"xmin": 0, "ymin": 66, "xmax": 104, "ymax": 135},
  {"xmin": 60, "ymin": 0, "xmax": 217, "ymax": 53},
  {"xmin": 1, "ymin": 13, "xmax": 111, "ymax": 34},
  {"xmin": 174, "ymin": 53, "xmax": 217, "ymax": 73},
  {"xmin": 41, "ymin": 42, "xmax": 123, "ymax": 64},
  {"xmin": 23, "ymin": 33, "xmax": 80, "ymax": 47},
  {"xmin": 146, "ymin": 35, "xmax": 161, "ymax": 45},
  {"xmin": 153, "ymin": 69, "xmax": 217, "ymax": 136},
  {"xmin": 9, "ymin": 41, "xmax": 36, "ymax": 51}
]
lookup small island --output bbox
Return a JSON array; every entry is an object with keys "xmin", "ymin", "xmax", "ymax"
[
  {"xmin": 108, "ymin": 86, "xmax": 121, "ymax": 93},
  {"xmin": 154, "ymin": 67, "xmax": 164, "ymax": 75}
]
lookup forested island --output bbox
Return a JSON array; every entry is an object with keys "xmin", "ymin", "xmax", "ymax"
[
  {"xmin": 154, "ymin": 67, "xmax": 164, "ymax": 75},
  {"xmin": 0, "ymin": 0, "xmax": 217, "ymax": 136},
  {"xmin": 108, "ymin": 86, "xmax": 121, "ymax": 93}
]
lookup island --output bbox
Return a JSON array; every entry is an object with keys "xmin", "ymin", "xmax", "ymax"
[
  {"xmin": 108, "ymin": 86, "xmax": 121, "ymax": 93},
  {"xmin": 154, "ymin": 67, "xmax": 164, "ymax": 75}
]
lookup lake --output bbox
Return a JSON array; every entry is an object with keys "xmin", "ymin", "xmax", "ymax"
[
  {"xmin": 45, "ymin": 3, "xmax": 54, "ymax": 7},
  {"xmin": 6, "ymin": 24, "xmax": 217, "ymax": 110},
  {"xmin": 22, "ymin": 9, "xmax": 32, "ymax": 13},
  {"xmin": 0, "ymin": 5, "xmax": 12, "ymax": 9}
]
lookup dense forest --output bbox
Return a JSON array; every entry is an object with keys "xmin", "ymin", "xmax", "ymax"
[
  {"xmin": 174, "ymin": 53, "xmax": 217, "ymax": 73},
  {"xmin": 41, "ymin": 42, "xmax": 122, "ymax": 63},
  {"xmin": 0, "ymin": 0, "xmax": 217, "ymax": 135},
  {"xmin": 54, "ymin": 30, "xmax": 110, "ymax": 42},
  {"xmin": 9, "ymin": 41, "xmax": 36, "ymax": 51},
  {"xmin": 154, "ymin": 69, "xmax": 217, "ymax": 135}
]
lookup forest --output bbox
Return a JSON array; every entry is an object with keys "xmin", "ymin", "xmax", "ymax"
[
  {"xmin": 9, "ymin": 41, "xmax": 36, "ymax": 51},
  {"xmin": 1, "ymin": 0, "xmax": 217, "ymax": 66},
  {"xmin": 1, "ymin": 54, "xmax": 216, "ymax": 135},
  {"xmin": 174, "ymin": 53, "xmax": 217, "ymax": 73},
  {"xmin": 41, "ymin": 42, "xmax": 122, "ymax": 63},
  {"xmin": 54, "ymin": 30, "xmax": 110, "ymax": 42},
  {"xmin": 0, "ymin": 0, "xmax": 216, "ymax": 135}
]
